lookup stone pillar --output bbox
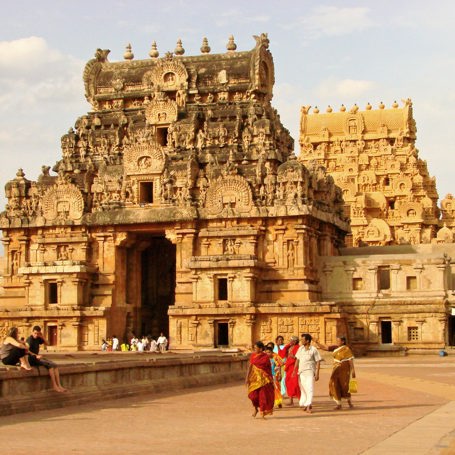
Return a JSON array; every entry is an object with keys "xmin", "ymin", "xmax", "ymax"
[
  {"xmin": 390, "ymin": 264, "xmax": 401, "ymax": 291},
  {"xmin": 438, "ymin": 316, "xmax": 447, "ymax": 344},
  {"xmin": 368, "ymin": 266, "xmax": 378, "ymax": 294},
  {"xmin": 415, "ymin": 318, "xmax": 426, "ymax": 342},
  {"xmin": 207, "ymin": 319, "xmax": 215, "ymax": 347},
  {"xmin": 413, "ymin": 264, "xmax": 424, "ymax": 289},
  {"xmin": 243, "ymin": 272, "xmax": 256, "ymax": 303},
  {"xmin": 227, "ymin": 274, "xmax": 235, "ymax": 303},
  {"xmin": 18, "ymin": 235, "xmax": 28, "ymax": 266},
  {"xmin": 1, "ymin": 235, "xmax": 10, "ymax": 274},
  {"xmin": 274, "ymin": 225, "xmax": 286, "ymax": 268},
  {"xmin": 368, "ymin": 320, "xmax": 379, "ymax": 343},
  {"xmin": 228, "ymin": 318, "xmax": 236, "ymax": 346},
  {"xmin": 191, "ymin": 274, "xmax": 199, "ymax": 303},
  {"xmin": 392, "ymin": 320, "xmax": 402, "ymax": 344}
]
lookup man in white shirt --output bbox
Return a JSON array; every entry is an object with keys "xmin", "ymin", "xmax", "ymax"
[
  {"xmin": 293, "ymin": 333, "xmax": 321, "ymax": 413},
  {"xmin": 112, "ymin": 335, "xmax": 119, "ymax": 351},
  {"xmin": 157, "ymin": 333, "xmax": 168, "ymax": 353}
]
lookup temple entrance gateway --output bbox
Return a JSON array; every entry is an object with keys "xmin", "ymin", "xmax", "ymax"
[{"xmin": 140, "ymin": 236, "xmax": 176, "ymax": 337}]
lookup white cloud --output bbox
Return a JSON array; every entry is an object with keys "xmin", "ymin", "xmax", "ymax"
[
  {"xmin": 285, "ymin": 6, "xmax": 375, "ymax": 39},
  {"xmin": 214, "ymin": 10, "xmax": 270, "ymax": 27},
  {"xmin": 0, "ymin": 36, "xmax": 87, "ymax": 212},
  {"xmin": 316, "ymin": 78, "xmax": 376, "ymax": 100}
]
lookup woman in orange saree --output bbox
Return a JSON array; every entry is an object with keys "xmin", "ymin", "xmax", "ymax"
[
  {"xmin": 315, "ymin": 336, "xmax": 356, "ymax": 410},
  {"xmin": 246, "ymin": 341, "xmax": 275, "ymax": 418}
]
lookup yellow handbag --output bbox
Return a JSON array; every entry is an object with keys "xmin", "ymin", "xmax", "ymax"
[{"xmin": 349, "ymin": 378, "xmax": 358, "ymax": 393}]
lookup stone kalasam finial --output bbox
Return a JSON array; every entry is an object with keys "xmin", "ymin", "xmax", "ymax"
[
  {"xmin": 123, "ymin": 43, "xmax": 134, "ymax": 60},
  {"xmin": 350, "ymin": 104, "xmax": 359, "ymax": 114},
  {"xmin": 174, "ymin": 39, "xmax": 185, "ymax": 55},
  {"xmin": 392, "ymin": 100, "xmax": 399, "ymax": 108},
  {"xmin": 379, "ymin": 101, "xmax": 385, "ymax": 109},
  {"xmin": 200, "ymin": 37, "xmax": 211, "ymax": 54},
  {"xmin": 149, "ymin": 41, "xmax": 159, "ymax": 58},
  {"xmin": 326, "ymin": 105, "xmax": 333, "ymax": 113},
  {"xmin": 313, "ymin": 106, "xmax": 319, "ymax": 114},
  {"xmin": 366, "ymin": 102, "xmax": 372, "ymax": 110},
  {"xmin": 227, "ymin": 35, "xmax": 237, "ymax": 52},
  {"xmin": 340, "ymin": 104, "xmax": 346, "ymax": 112}
]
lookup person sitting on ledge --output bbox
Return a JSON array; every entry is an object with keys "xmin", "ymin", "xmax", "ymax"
[
  {"xmin": 0, "ymin": 327, "xmax": 32, "ymax": 370},
  {"xmin": 26, "ymin": 325, "xmax": 67, "ymax": 393}
]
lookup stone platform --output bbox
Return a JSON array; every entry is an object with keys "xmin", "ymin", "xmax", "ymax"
[{"xmin": 0, "ymin": 351, "xmax": 248, "ymax": 416}]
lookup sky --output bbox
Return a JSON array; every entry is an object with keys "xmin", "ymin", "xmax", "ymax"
[{"xmin": 0, "ymin": 0, "xmax": 454, "ymax": 218}]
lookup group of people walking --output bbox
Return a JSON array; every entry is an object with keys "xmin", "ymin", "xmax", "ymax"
[{"xmin": 246, "ymin": 334, "xmax": 356, "ymax": 418}]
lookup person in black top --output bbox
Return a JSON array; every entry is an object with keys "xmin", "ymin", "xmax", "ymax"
[{"xmin": 26, "ymin": 326, "xmax": 67, "ymax": 392}]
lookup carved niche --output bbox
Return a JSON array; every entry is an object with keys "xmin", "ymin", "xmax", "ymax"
[
  {"xmin": 123, "ymin": 143, "xmax": 165, "ymax": 176},
  {"xmin": 42, "ymin": 181, "xmax": 84, "ymax": 222},
  {"xmin": 205, "ymin": 175, "xmax": 253, "ymax": 215},
  {"xmin": 143, "ymin": 57, "xmax": 188, "ymax": 91},
  {"xmin": 145, "ymin": 99, "xmax": 178, "ymax": 125}
]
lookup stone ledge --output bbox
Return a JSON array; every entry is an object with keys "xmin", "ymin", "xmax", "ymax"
[{"xmin": 0, "ymin": 354, "xmax": 248, "ymax": 416}]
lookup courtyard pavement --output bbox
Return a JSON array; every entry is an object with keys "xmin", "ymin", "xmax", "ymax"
[{"xmin": 0, "ymin": 354, "xmax": 455, "ymax": 454}]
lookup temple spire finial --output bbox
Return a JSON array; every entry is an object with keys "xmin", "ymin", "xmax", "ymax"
[
  {"xmin": 200, "ymin": 37, "xmax": 211, "ymax": 54},
  {"xmin": 149, "ymin": 41, "xmax": 159, "ymax": 59},
  {"xmin": 123, "ymin": 43, "xmax": 134, "ymax": 60},
  {"xmin": 226, "ymin": 35, "xmax": 237, "ymax": 52},
  {"xmin": 174, "ymin": 38, "xmax": 185, "ymax": 56}
]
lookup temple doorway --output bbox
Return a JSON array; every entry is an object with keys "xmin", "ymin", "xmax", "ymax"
[
  {"xmin": 215, "ymin": 321, "xmax": 229, "ymax": 347},
  {"xmin": 381, "ymin": 320, "xmax": 392, "ymax": 344},
  {"xmin": 448, "ymin": 316, "xmax": 455, "ymax": 346},
  {"xmin": 140, "ymin": 236, "xmax": 176, "ymax": 338}
]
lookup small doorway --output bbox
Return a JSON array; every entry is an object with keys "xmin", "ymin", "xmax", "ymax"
[
  {"xmin": 47, "ymin": 326, "xmax": 58, "ymax": 346},
  {"xmin": 381, "ymin": 320, "xmax": 392, "ymax": 344},
  {"xmin": 448, "ymin": 316, "xmax": 455, "ymax": 346},
  {"xmin": 215, "ymin": 322, "xmax": 229, "ymax": 347}
]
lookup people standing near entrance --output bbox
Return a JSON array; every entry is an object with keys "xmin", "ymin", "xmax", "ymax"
[
  {"xmin": 149, "ymin": 337, "xmax": 158, "ymax": 353},
  {"xmin": 315, "ymin": 336, "xmax": 356, "ymax": 410},
  {"xmin": 246, "ymin": 341, "xmax": 275, "ymax": 418},
  {"xmin": 112, "ymin": 335, "xmax": 119, "ymax": 351},
  {"xmin": 26, "ymin": 326, "xmax": 67, "ymax": 392},
  {"xmin": 293, "ymin": 333, "xmax": 321, "ymax": 413},
  {"xmin": 157, "ymin": 332, "xmax": 168, "ymax": 353},
  {"xmin": 278, "ymin": 336, "xmax": 301, "ymax": 405},
  {"xmin": 0, "ymin": 327, "xmax": 32, "ymax": 370}
]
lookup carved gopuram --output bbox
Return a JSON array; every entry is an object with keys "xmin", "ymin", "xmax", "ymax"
[
  {"xmin": 298, "ymin": 102, "xmax": 441, "ymax": 247},
  {"xmin": 0, "ymin": 35, "xmax": 349, "ymax": 350}
]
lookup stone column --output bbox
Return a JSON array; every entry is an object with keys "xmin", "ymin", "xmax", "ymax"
[
  {"xmin": 243, "ymin": 272, "xmax": 256, "ymax": 303},
  {"xmin": 227, "ymin": 274, "xmax": 235, "ymax": 303},
  {"xmin": 392, "ymin": 320, "xmax": 402, "ymax": 344},
  {"xmin": 1, "ymin": 235, "xmax": 10, "ymax": 274},
  {"xmin": 390, "ymin": 264, "xmax": 401, "ymax": 291},
  {"xmin": 228, "ymin": 318, "xmax": 236, "ymax": 346},
  {"xmin": 368, "ymin": 320, "xmax": 379, "ymax": 343},
  {"xmin": 368, "ymin": 266, "xmax": 378, "ymax": 295},
  {"xmin": 415, "ymin": 318, "xmax": 426, "ymax": 342},
  {"xmin": 413, "ymin": 264, "xmax": 424, "ymax": 289}
]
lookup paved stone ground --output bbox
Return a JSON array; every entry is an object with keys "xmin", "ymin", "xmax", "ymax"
[{"xmin": 1, "ymin": 355, "xmax": 455, "ymax": 454}]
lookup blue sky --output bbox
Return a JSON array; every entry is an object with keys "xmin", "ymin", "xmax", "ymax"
[{"xmin": 0, "ymin": 0, "xmax": 454, "ymax": 214}]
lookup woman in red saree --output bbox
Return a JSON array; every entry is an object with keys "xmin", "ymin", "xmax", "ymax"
[
  {"xmin": 246, "ymin": 341, "xmax": 275, "ymax": 418},
  {"xmin": 315, "ymin": 336, "xmax": 356, "ymax": 410},
  {"xmin": 279, "ymin": 336, "xmax": 301, "ymax": 405}
]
